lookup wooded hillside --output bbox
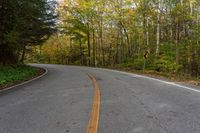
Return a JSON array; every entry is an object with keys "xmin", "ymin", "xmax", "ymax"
[{"xmin": 5, "ymin": 0, "xmax": 200, "ymax": 78}]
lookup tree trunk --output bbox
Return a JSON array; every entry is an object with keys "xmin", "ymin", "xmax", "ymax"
[
  {"xmin": 20, "ymin": 44, "xmax": 26, "ymax": 63},
  {"xmin": 69, "ymin": 38, "xmax": 72, "ymax": 64},
  {"xmin": 87, "ymin": 23, "xmax": 91, "ymax": 66},
  {"xmin": 100, "ymin": 14, "xmax": 105, "ymax": 66},
  {"xmin": 143, "ymin": 13, "xmax": 147, "ymax": 47},
  {"xmin": 79, "ymin": 38, "xmax": 83, "ymax": 66},
  {"xmin": 175, "ymin": 19, "xmax": 180, "ymax": 64},
  {"xmin": 146, "ymin": 17, "xmax": 150, "ymax": 52},
  {"xmin": 156, "ymin": 0, "xmax": 161, "ymax": 55},
  {"xmin": 116, "ymin": 31, "xmax": 121, "ymax": 64},
  {"xmin": 190, "ymin": 1, "xmax": 193, "ymax": 16},
  {"xmin": 119, "ymin": 21, "xmax": 131, "ymax": 57},
  {"xmin": 92, "ymin": 29, "xmax": 96, "ymax": 66},
  {"xmin": 0, "ymin": 45, "xmax": 18, "ymax": 65}
]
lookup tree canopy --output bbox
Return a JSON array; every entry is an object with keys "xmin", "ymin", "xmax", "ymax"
[
  {"xmin": 41, "ymin": 0, "xmax": 198, "ymax": 77},
  {"xmin": 0, "ymin": 0, "xmax": 57, "ymax": 64},
  {"xmin": 3, "ymin": 0, "xmax": 200, "ymax": 78}
]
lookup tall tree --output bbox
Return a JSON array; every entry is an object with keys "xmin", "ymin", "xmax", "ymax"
[{"xmin": 0, "ymin": 0, "xmax": 57, "ymax": 64}]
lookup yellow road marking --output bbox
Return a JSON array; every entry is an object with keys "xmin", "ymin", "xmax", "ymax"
[{"xmin": 86, "ymin": 75, "xmax": 101, "ymax": 133}]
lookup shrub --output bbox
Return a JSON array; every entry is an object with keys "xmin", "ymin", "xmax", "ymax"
[{"xmin": 155, "ymin": 58, "xmax": 182, "ymax": 74}]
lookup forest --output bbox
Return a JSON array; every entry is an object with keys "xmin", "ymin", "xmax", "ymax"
[
  {"xmin": 0, "ymin": 0, "xmax": 57, "ymax": 64},
  {"xmin": 1, "ymin": 0, "xmax": 200, "ymax": 79}
]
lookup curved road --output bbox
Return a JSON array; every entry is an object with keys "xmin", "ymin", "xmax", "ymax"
[{"xmin": 0, "ymin": 64, "xmax": 200, "ymax": 133}]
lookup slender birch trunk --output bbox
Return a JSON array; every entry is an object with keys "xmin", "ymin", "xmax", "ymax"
[{"xmin": 156, "ymin": 0, "xmax": 161, "ymax": 55}]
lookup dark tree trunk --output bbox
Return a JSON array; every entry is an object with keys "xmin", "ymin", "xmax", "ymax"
[
  {"xmin": 92, "ymin": 29, "xmax": 96, "ymax": 66},
  {"xmin": 20, "ymin": 44, "xmax": 26, "ymax": 63},
  {"xmin": 0, "ymin": 45, "xmax": 18, "ymax": 65},
  {"xmin": 87, "ymin": 23, "xmax": 91, "ymax": 66},
  {"xmin": 79, "ymin": 38, "xmax": 83, "ymax": 66}
]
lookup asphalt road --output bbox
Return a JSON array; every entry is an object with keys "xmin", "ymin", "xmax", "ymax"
[{"xmin": 0, "ymin": 64, "xmax": 200, "ymax": 133}]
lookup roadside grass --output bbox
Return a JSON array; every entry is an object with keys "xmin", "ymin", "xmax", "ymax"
[
  {"xmin": 0, "ymin": 65, "xmax": 41, "ymax": 89},
  {"xmin": 106, "ymin": 65, "xmax": 200, "ymax": 86}
]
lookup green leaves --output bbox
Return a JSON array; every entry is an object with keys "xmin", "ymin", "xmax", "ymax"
[
  {"xmin": 0, "ymin": 0, "xmax": 57, "ymax": 64},
  {"xmin": 0, "ymin": 65, "xmax": 38, "ymax": 86},
  {"xmin": 27, "ymin": 0, "xmax": 200, "ymax": 78}
]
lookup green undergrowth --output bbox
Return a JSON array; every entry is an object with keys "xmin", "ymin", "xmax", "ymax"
[
  {"xmin": 0, "ymin": 65, "xmax": 39, "ymax": 88},
  {"xmin": 107, "ymin": 64, "xmax": 200, "ymax": 86}
]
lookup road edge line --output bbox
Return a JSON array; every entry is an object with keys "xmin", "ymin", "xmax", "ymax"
[
  {"xmin": 0, "ymin": 67, "xmax": 48, "ymax": 93},
  {"xmin": 98, "ymin": 68, "xmax": 200, "ymax": 93}
]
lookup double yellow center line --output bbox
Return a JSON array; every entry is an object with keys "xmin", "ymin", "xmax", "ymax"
[{"xmin": 86, "ymin": 75, "xmax": 101, "ymax": 133}]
